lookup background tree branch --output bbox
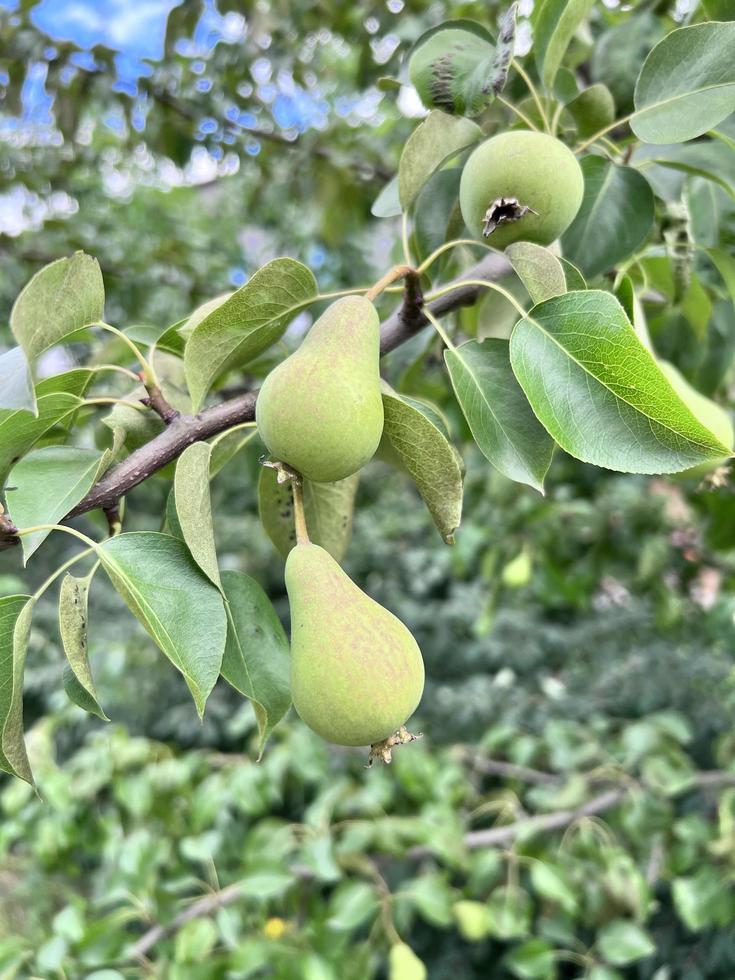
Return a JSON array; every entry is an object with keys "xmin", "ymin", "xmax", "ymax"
[{"xmin": 66, "ymin": 251, "xmax": 510, "ymax": 520}]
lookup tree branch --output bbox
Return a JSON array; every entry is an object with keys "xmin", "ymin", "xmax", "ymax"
[{"xmin": 66, "ymin": 251, "xmax": 510, "ymax": 520}]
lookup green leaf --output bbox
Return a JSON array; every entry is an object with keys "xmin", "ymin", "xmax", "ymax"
[
  {"xmin": 7, "ymin": 446, "xmax": 104, "ymax": 562},
  {"xmin": 632, "ymin": 22, "xmax": 735, "ymax": 144},
  {"xmin": 371, "ymin": 176, "xmax": 402, "ymax": 218},
  {"xmin": 486, "ymin": 886, "xmax": 532, "ymax": 940},
  {"xmin": 506, "ymin": 243, "xmax": 567, "ymax": 304},
  {"xmin": 209, "ymin": 427, "xmax": 258, "ymax": 477},
  {"xmin": 445, "ymin": 339, "xmax": 554, "ymax": 493},
  {"xmin": 0, "ymin": 347, "xmax": 36, "ymax": 415},
  {"xmin": 597, "ymin": 920, "xmax": 655, "ymax": 966},
  {"xmin": 510, "ymin": 290, "xmax": 731, "ymax": 473},
  {"xmin": 97, "ymin": 532, "xmax": 227, "ymax": 718},
  {"xmin": 533, "ymin": 0, "xmax": 595, "ymax": 90},
  {"xmin": 220, "ymin": 570, "xmax": 291, "ymax": 757},
  {"xmin": 673, "ymin": 869, "xmax": 730, "ymax": 931},
  {"xmin": 258, "ymin": 466, "xmax": 358, "ymax": 563},
  {"xmin": 174, "ymin": 442, "xmax": 221, "ymax": 589},
  {"xmin": 10, "ymin": 252, "xmax": 104, "ymax": 360},
  {"xmin": 566, "ymin": 83, "xmax": 615, "ymax": 138},
  {"xmin": 504, "ymin": 939, "xmax": 556, "ymax": 980},
  {"xmin": 706, "ymin": 247, "xmax": 735, "ymax": 308},
  {"xmin": 413, "ymin": 168, "xmax": 464, "ymax": 268},
  {"xmin": 35, "ymin": 368, "xmax": 94, "ymax": 399},
  {"xmin": 0, "ymin": 393, "xmax": 82, "ymax": 487},
  {"xmin": 702, "ymin": 0, "xmax": 735, "ymax": 18},
  {"xmin": 380, "ymin": 390, "xmax": 463, "ymax": 544},
  {"xmin": 184, "ymin": 258, "xmax": 318, "ymax": 411},
  {"xmin": 529, "ymin": 861, "xmax": 578, "ymax": 914},
  {"xmin": 561, "ymin": 157, "xmax": 654, "ymax": 279},
  {"xmin": 560, "ymin": 257, "xmax": 586, "ymax": 290},
  {"xmin": 0, "ymin": 595, "xmax": 34, "ymax": 784},
  {"xmin": 398, "ymin": 111, "xmax": 481, "ymax": 210},
  {"xmin": 174, "ymin": 918, "xmax": 218, "ymax": 964},
  {"xmin": 659, "ymin": 361, "xmax": 733, "ymax": 453},
  {"xmin": 328, "ymin": 881, "xmax": 379, "ymax": 931},
  {"xmin": 59, "ymin": 571, "xmax": 108, "ymax": 721}
]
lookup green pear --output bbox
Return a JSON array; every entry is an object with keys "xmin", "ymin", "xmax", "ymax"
[
  {"xmin": 256, "ymin": 296, "xmax": 384, "ymax": 483},
  {"xmin": 286, "ymin": 542, "xmax": 425, "ymax": 747}
]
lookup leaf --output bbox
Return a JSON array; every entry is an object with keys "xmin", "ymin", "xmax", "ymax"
[
  {"xmin": 174, "ymin": 443, "xmax": 221, "ymax": 589},
  {"xmin": 706, "ymin": 247, "xmax": 735, "ymax": 308},
  {"xmin": 0, "ymin": 595, "xmax": 34, "ymax": 784},
  {"xmin": 506, "ymin": 243, "xmax": 567, "ymax": 304},
  {"xmin": 561, "ymin": 157, "xmax": 654, "ymax": 279},
  {"xmin": 673, "ymin": 869, "xmax": 729, "ymax": 931},
  {"xmin": 504, "ymin": 939, "xmax": 556, "ymax": 980},
  {"xmin": 371, "ymin": 176, "xmax": 402, "ymax": 218},
  {"xmin": 533, "ymin": 0, "xmax": 595, "ymax": 90},
  {"xmin": 59, "ymin": 571, "xmax": 108, "ymax": 721},
  {"xmin": 7, "ymin": 447, "xmax": 104, "ymax": 562},
  {"xmin": 486, "ymin": 886, "xmax": 532, "ymax": 940},
  {"xmin": 0, "ymin": 393, "xmax": 82, "ymax": 487},
  {"xmin": 35, "ymin": 368, "xmax": 94, "ymax": 399},
  {"xmin": 413, "ymin": 168, "xmax": 464, "ymax": 267},
  {"xmin": 632, "ymin": 22, "xmax": 735, "ymax": 144},
  {"xmin": 220, "ymin": 570, "xmax": 291, "ymax": 756},
  {"xmin": 0, "ymin": 348, "xmax": 36, "ymax": 415},
  {"xmin": 380, "ymin": 390, "xmax": 463, "ymax": 544},
  {"xmin": 258, "ymin": 466, "xmax": 358, "ymax": 563},
  {"xmin": 560, "ymin": 257, "xmax": 586, "ymax": 290},
  {"xmin": 398, "ymin": 111, "xmax": 481, "ymax": 210},
  {"xmin": 597, "ymin": 920, "xmax": 655, "ymax": 966},
  {"xmin": 702, "ymin": 0, "xmax": 735, "ymax": 17},
  {"xmin": 97, "ymin": 532, "xmax": 227, "ymax": 718},
  {"xmin": 10, "ymin": 252, "xmax": 105, "ymax": 360},
  {"xmin": 209, "ymin": 427, "xmax": 257, "ymax": 477},
  {"xmin": 445, "ymin": 339, "xmax": 554, "ymax": 493},
  {"xmin": 529, "ymin": 861, "xmax": 578, "ymax": 914},
  {"xmin": 658, "ymin": 361, "xmax": 734, "ymax": 452},
  {"xmin": 509, "ymin": 290, "xmax": 731, "ymax": 474},
  {"xmin": 184, "ymin": 258, "xmax": 318, "ymax": 411}
]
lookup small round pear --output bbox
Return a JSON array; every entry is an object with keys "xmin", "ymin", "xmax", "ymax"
[
  {"xmin": 459, "ymin": 130, "xmax": 584, "ymax": 249},
  {"xmin": 256, "ymin": 295, "xmax": 384, "ymax": 483},
  {"xmin": 286, "ymin": 542, "xmax": 424, "ymax": 747}
]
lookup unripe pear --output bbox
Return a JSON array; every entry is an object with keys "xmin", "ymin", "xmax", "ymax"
[
  {"xmin": 286, "ymin": 542, "xmax": 425, "ymax": 747},
  {"xmin": 459, "ymin": 130, "xmax": 584, "ymax": 249},
  {"xmin": 256, "ymin": 296, "xmax": 384, "ymax": 483}
]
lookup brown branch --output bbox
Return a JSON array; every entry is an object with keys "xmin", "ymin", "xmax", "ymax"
[
  {"xmin": 472, "ymin": 757, "xmax": 560, "ymax": 785},
  {"xmin": 66, "ymin": 251, "xmax": 510, "ymax": 519},
  {"xmin": 139, "ymin": 384, "xmax": 179, "ymax": 424}
]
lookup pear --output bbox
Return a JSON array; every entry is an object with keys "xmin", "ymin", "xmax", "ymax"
[
  {"xmin": 256, "ymin": 295, "xmax": 384, "ymax": 483},
  {"xmin": 286, "ymin": 542, "xmax": 425, "ymax": 747}
]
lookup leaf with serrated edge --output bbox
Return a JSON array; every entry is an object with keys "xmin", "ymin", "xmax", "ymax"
[
  {"xmin": 221, "ymin": 570, "xmax": 291, "ymax": 757},
  {"xmin": 0, "ymin": 596, "xmax": 34, "ymax": 784},
  {"xmin": 59, "ymin": 571, "xmax": 108, "ymax": 721},
  {"xmin": 258, "ymin": 466, "xmax": 358, "ymax": 563},
  {"xmin": 7, "ymin": 446, "xmax": 104, "ymax": 562},
  {"xmin": 0, "ymin": 348, "xmax": 36, "ymax": 415},
  {"xmin": 398, "ymin": 111, "xmax": 481, "ymax": 210},
  {"xmin": 0, "ymin": 393, "xmax": 82, "ymax": 487},
  {"xmin": 445, "ymin": 339, "xmax": 554, "ymax": 493},
  {"xmin": 506, "ymin": 243, "xmax": 567, "ymax": 304},
  {"xmin": 381, "ymin": 391, "xmax": 463, "ymax": 544},
  {"xmin": 632, "ymin": 22, "xmax": 735, "ymax": 144},
  {"xmin": 97, "ymin": 532, "xmax": 227, "ymax": 718},
  {"xmin": 184, "ymin": 258, "xmax": 318, "ymax": 411},
  {"xmin": 10, "ymin": 252, "xmax": 104, "ymax": 360},
  {"xmin": 510, "ymin": 290, "xmax": 732, "ymax": 473},
  {"xmin": 174, "ymin": 442, "xmax": 221, "ymax": 589}
]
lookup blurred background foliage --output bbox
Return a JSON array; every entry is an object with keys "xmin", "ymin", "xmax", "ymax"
[{"xmin": 2, "ymin": 0, "xmax": 735, "ymax": 977}]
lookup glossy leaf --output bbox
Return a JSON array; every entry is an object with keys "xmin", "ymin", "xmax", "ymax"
[
  {"xmin": 258, "ymin": 466, "xmax": 358, "ymax": 563},
  {"xmin": 0, "ymin": 393, "xmax": 82, "ymax": 486},
  {"xmin": 59, "ymin": 570, "xmax": 108, "ymax": 721},
  {"xmin": 174, "ymin": 442, "xmax": 221, "ymax": 589},
  {"xmin": 97, "ymin": 532, "xmax": 227, "ymax": 718},
  {"xmin": 445, "ymin": 339, "xmax": 554, "ymax": 493},
  {"xmin": 533, "ymin": 0, "xmax": 595, "ymax": 90},
  {"xmin": 10, "ymin": 252, "xmax": 104, "ymax": 360},
  {"xmin": 0, "ymin": 347, "xmax": 36, "ymax": 415},
  {"xmin": 510, "ymin": 290, "xmax": 731, "ymax": 474},
  {"xmin": 506, "ymin": 243, "xmax": 567, "ymax": 304},
  {"xmin": 0, "ymin": 595, "xmax": 34, "ymax": 784},
  {"xmin": 632, "ymin": 22, "xmax": 735, "ymax": 144},
  {"xmin": 398, "ymin": 111, "xmax": 481, "ymax": 210},
  {"xmin": 184, "ymin": 258, "xmax": 318, "ymax": 411},
  {"xmin": 7, "ymin": 446, "xmax": 104, "ymax": 562},
  {"xmin": 220, "ymin": 570, "xmax": 291, "ymax": 756},
  {"xmin": 562, "ymin": 157, "xmax": 654, "ymax": 279},
  {"xmin": 380, "ymin": 390, "xmax": 463, "ymax": 544}
]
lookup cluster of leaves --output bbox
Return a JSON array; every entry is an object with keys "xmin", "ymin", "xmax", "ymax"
[{"xmin": 1, "ymin": 705, "xmax": 734, "ymax": 979}]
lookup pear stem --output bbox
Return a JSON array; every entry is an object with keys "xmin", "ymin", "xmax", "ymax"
[
  {"xmin": 365, "ymin": 264, "xmax": 414, "ymax": 302},
  {"xmin": 291, "ymin": 479, "xmax": 310, "ymax": 545}
]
